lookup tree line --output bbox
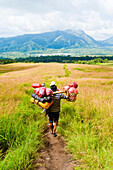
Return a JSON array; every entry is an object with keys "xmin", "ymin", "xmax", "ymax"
[{"xmin": 0, "ymin": 55, "xmax": 113, "ymax": 64}]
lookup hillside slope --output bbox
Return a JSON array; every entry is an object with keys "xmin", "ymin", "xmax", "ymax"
[{"xmin": 0, "ymin": 30, "xmax": 101, "ymax": 52}]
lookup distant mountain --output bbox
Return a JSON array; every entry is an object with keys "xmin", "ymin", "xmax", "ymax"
[
  {"xmin": 99, "ymin": 36, "xmax": 113, "ymax": 46},
  {"xmin": 0, "ymin": 30, "xmax": 112, "ymax": 52}
]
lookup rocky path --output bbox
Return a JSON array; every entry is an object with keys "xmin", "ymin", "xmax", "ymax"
[{"xmin": 33, "ymin": 129, "xmax": 76, "ymax": 170}]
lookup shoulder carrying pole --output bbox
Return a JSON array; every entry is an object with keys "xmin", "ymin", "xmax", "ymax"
[{"xmin": 53, "ymin": 91, "xmax": 65, "ymax": 94}]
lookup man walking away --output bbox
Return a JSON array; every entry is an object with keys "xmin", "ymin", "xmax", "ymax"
[{"xmin": 48, "ymin": 81, "xmax": 69, "ymax": 137}]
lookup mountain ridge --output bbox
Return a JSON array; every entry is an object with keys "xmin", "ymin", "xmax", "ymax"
[{"xmin": 0, "ymin": 30, "xmax": 113, "ymax": 52}]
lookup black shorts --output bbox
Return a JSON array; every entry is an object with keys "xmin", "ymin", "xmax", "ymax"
[{"xmin": 48, "ymin": 112, "xmax": 59, "ymax": 123}]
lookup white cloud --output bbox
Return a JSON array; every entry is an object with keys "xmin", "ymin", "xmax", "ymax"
[
  {"xmin": 0, "ymin": 0, "xmax": 113, "ymax": 40},
  {"xmin": 99, "ymin": 0, "xmax": 113, "ymax": 17}
]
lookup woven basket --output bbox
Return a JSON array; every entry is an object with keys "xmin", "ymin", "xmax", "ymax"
[{"xmin": 68, "ymin": 93, "xmax": 77, "ymax": 102}]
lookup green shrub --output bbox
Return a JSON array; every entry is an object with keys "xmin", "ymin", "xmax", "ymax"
[{"xmin": 63, "ymin": 64, "xmax": 71, "ymax": 77}]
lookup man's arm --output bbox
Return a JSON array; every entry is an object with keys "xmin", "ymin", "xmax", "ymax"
[
  {"xmin": 66, "ymin": 90, "xmax": 69, "ymax": 99},
  {"xmin": 60, "ymin": 91, "xmax": 69, "ymax": 99}
]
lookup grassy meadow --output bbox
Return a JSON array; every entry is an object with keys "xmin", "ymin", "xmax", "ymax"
[{"xmin": 0, "ymin": 63, "xmax": 113, "ymax": 169}]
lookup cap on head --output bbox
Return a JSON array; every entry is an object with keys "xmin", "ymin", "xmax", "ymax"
[
  {"xmin": 50, "ymin": 81, "xmax": 57, "ymax": 92},
  {"xmin": 50, "ymin": 81, "xmax": 56, "ymax": 86}
]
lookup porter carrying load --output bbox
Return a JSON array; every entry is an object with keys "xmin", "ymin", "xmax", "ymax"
[{"xmin": 30, "ymin": 81, "xmax": 79, "ymax": 109}]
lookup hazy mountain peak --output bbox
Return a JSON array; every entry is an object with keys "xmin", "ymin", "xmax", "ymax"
[{"xmin": 65, "ymin": 29, "xmax": 85, "ymax": 35}]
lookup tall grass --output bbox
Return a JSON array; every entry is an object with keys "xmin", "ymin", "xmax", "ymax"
[
  {"xmin": 0, "ymin": 83, "xmax": 47, "ymax": 169},
  {"xmin": 0, "ymin": 63, "xmax": 113, "ymax": 169},
  {"xmin": 58, "ymin": 80, "xmax": 113, "ymax": 169}
]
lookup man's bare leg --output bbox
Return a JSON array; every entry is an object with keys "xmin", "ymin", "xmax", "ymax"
[
  {"xmin": 49, "ymin": 122, "xmax": 53, "ymax": 134},
  {"xmin": 53, "ymin": 121, "xmax": 58, "ymax": 135}
]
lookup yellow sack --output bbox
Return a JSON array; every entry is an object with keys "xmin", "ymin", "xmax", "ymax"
[
  {"xmin": 30, "ymin": 97, "xmax": 35, "ymax": 103},
  {"xmin": 30, "ymin": 97, "xmax": 53, "ymax": 109},
  {"xmin": 38, "ymin": 101, "xmax": 53, "ymax": 109}
]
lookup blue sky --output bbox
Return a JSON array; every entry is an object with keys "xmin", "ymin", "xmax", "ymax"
[{"xmin": 0, "ymin": 0, "xmax": 113, "ymax": 40}]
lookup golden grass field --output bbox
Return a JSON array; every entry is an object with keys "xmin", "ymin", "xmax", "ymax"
[
  {"xmin": 0, "ymin": 62, "xmax": 113, "ymax": 169},
  {"xmin": 0, "ymin": 62, "xmax": 113, "ymax": 116}
]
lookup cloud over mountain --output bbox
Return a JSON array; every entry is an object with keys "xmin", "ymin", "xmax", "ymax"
[{"xmin": 0, "ymin": 0, "xmax": 113, "ymax": 40}]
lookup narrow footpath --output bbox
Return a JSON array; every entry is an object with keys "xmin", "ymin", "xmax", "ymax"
[{"xmin": 33, "ymin": 129, "xmax": 76, "ymax": 170}]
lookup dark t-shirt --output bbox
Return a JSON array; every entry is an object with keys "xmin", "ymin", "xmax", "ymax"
[{"xmin": 49, "ymin": 93, "xmax": 68, "ymax": 112}]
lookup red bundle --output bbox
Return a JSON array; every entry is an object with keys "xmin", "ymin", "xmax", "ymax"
[
  {"xmin": 68, "ymin": 87, "xmax": 78, "ymax": 101},
  {"xmin": 32, "ymin": 83, "xmax": 42, "ymax": 88},
  {"xmin": 70, "ymin": 82, "xmax": 78, "ymax": 88},
  {"xmin": 63, "ymin": 82, "xmax": 78, "ymax": 102},
  {"xmin": 68, "ymin": 87, "xmax": 78, "ymax": 94},
  {"xmin": 38, "ymin": 87, "xmax": 46, "ymax": 97},
  {"xmin": 46, "ymin": 88, "xmax": 53, "ymax": 96},
  {"xmin": 63, "ymin": 85, "xmax": 70, "ymax": 92},
  {"xmin": 34, "ymin": 88, "xmax": 40, "ymax": 95},
  {"xmin": 34, "ymin": 87, "xmax": 53, "ymax": 97}
]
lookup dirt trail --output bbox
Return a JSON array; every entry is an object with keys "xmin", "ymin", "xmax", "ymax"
[{"xmin": 33, "ymin": 129, "xmax": 76, "ymax": 170}]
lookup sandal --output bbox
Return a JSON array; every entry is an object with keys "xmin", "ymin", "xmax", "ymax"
[
  {"xmin": 49, "ymin": 131, "xmax": 53, "ymax": 135},
  {"xmin": 53, "ymin": 133, "xmax": 57, "ymax": 137}
]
